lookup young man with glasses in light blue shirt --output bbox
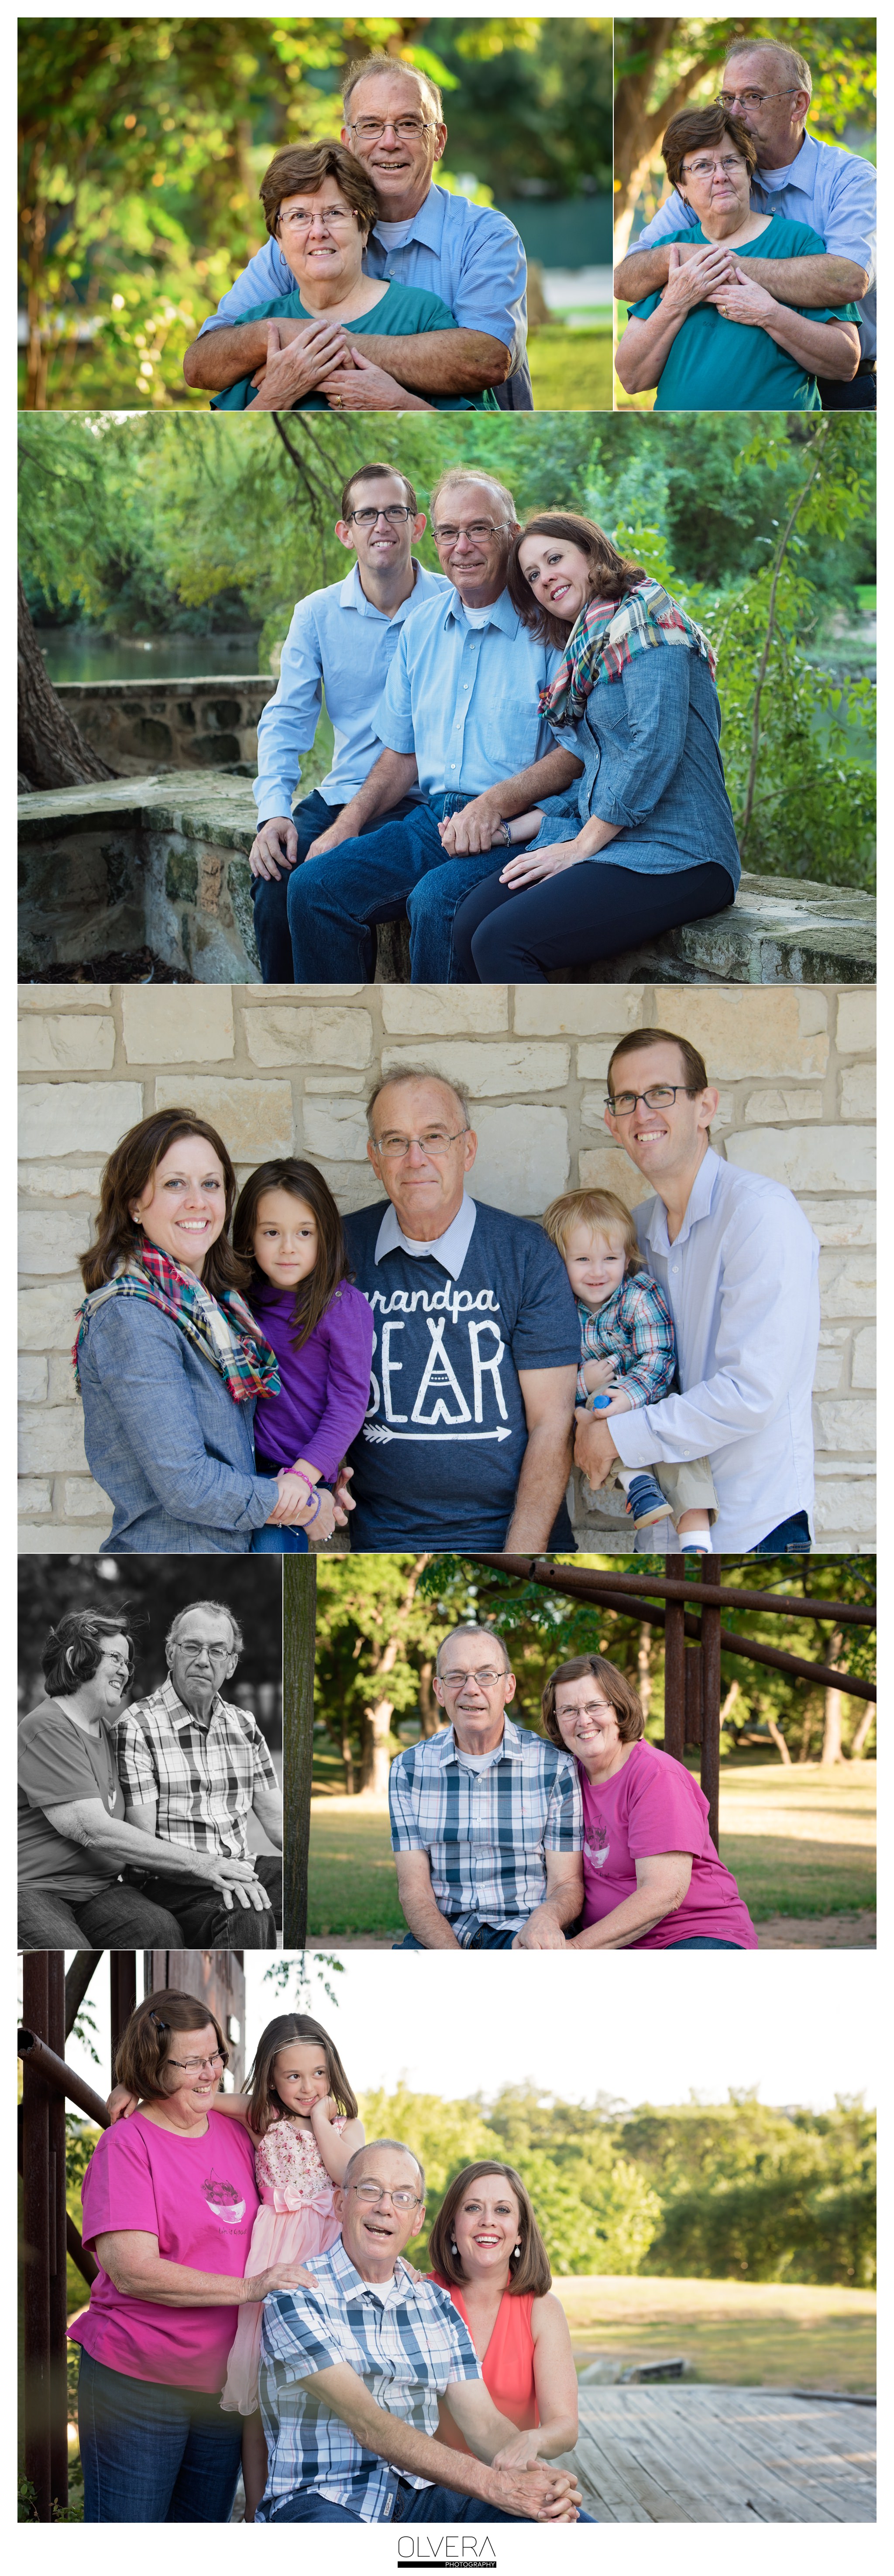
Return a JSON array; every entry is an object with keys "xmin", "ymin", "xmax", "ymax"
[
  {"xmin": 185, "ymin": 57, "xmax": 531, "ymax": 409},
  {"xmin": 285, "ymin": 469, "xmax": 584, "ymax": 983},
  {"xmin": 249, "ymin": 461, "xmax": 449, "ymax": 981},
  {"xmin": 614, "ymin": 34, "xmax": 875, "ymax": 408}
]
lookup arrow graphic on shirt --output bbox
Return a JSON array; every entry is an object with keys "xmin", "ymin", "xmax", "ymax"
[{"xmin": 363, "ymin": 1423, "xmax": 514, "ymax": 1444}]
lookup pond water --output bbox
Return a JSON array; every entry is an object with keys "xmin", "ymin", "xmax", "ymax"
[{"xmin": 41, "ymin": 631, "xmax": 267, "ymax": 685}]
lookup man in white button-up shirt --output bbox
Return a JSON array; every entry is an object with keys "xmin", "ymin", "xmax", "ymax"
[{"xmin": 574, "ymin": 1029, "xmax": 820, "ymax": 1553}]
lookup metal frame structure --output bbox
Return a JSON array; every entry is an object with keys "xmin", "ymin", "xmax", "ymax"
[
  {"xmin": 469, "ymin": 1556, "xmax": 876, "ymax": 1846},
  {"xmin": 18, "ymin": 1948, "xmax": 245, "ymax": 2522}
]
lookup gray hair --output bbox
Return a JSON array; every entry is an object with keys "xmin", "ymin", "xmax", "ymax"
[
  {"xmin": 165, "ymin": 1600, "xmax": 244, "ymax": 1656},
  {"xmin": 436, "ymin": 1623, "xmax": 512, "ymax": 1676},
  {"xmin": 428, "ymin": 466, "xmax": 518, "ymax": 529},
  {"xmin": 723, "ymin": 35, "xmax": 812, "ymax": 99},
  {"xmin": 343, "ymin": 2138, "xmax": 426, "ymax": 2196},
  {"xmin": 366, "ymin": 1066, "xmax": 471, "ymax": 1141},
  {"xmin": 343, "ymin": 53, "xmax": 444, "ymax": 127}
]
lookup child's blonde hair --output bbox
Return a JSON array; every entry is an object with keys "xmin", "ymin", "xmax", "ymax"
[{"xmin": 543, "ymin": 1188, "xmax": 641, "ymax": 1275}]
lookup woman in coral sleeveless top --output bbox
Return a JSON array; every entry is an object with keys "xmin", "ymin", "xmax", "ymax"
[{"xmin": 428, "ymin": 2161, "xmax": 580, "ymax": 2470}]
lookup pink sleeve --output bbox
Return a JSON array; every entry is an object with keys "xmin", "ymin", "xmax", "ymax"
[
  {"xmin": 624, "ymin": 1754, "xmax": 707, "ymax": 1859},
  {"xmin": 81, "ymin": 2124, "xmax": 160, "ymax": 2251}
]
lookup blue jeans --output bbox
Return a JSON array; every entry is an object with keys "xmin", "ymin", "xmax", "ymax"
[
  {"xmin": 286, "ymin": 794, "xmax": 502, "ymax": 983},
  {"xmin": 251, "ymin": 789, "xmax": 423, "ymax": 982},
  {"xmin": 263, "ymin": 2474, "xmax": 594, "ymax": 2524},
  {"xmin": 666, "ymin": 1938, "xmax": 745, "ymax": 1949},
  {"xmin": 77, "ymin": 2349, "xmax": 243, "ymax": 2523},
  {"xmin": 755, "ymin": 1512, "xmax": 811, "ymax": 1553},
  {"xmin": 395, "ymin": 1922, "xmax": 520, "ymax": 1950},
  {"xmin": 250, "ymin": 1522, "xmax": 308, "ymax": 1553}
]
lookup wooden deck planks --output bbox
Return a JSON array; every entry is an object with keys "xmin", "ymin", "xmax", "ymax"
[{"xmin": 564, "ymin": 2389, "xmax": 876, "ymax": 2524}]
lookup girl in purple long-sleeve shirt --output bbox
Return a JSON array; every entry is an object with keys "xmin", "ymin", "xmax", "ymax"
[{"xmin": 233, "ymin": 1160, "xmax": 373, "ymax": 1554}]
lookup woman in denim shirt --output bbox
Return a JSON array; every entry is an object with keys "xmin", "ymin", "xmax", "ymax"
[
  {"xmin": 451, "ymin": 513, "xmax": 739, "ymax": 984},
  {"xmin": 75, "ymin": 1109, "xmax": 335, "ymax": 1554}
]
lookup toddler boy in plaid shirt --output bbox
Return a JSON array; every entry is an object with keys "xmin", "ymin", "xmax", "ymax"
[{"xmin": 543, "ymin": 1187, "xmax": 716, "ymax": 1547}]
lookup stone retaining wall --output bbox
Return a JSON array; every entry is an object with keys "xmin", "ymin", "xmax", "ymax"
[
  {"xmin": 54, "ymin": 678, "xmax": 273, "ymax": 777},
  {"xmin": 18, "ymin": 772, "xmax": 877, "ymax": 986},
  {"xmin": 18, "ymin": 983, "xmax": 876, "ymax": 1552}
]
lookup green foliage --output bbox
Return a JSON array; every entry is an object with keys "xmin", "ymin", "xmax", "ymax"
[
  {"xmin": 356, "ymin": 2082, "xmax": 875, "ymax": 2284},
  {"xmin": 19, "ymin": 16, "xmax": 611, "ymax": 408},
  {"xmin": 17, "ymin": 408, "xmax": 875, "ymax": 884},
  {"xmin": 615, "ymin": 17, "xmax": 876, "ymax": 141}
]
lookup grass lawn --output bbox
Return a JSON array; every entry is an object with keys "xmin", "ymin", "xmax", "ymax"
[
  {"xmin": 529, "ymin": 325, "xmax": 613, "ymax": 409},
  {"xmin": 554, "ymin": 2276, "xmax": 875, "ymax": 2394},
  {"xmin": 719, "ymin": 1761, "xmax": 876, "ymax": 1919},
  {"xmin": 307, "ymin": 1763, "xmax": 875, "ymax": 1938}
]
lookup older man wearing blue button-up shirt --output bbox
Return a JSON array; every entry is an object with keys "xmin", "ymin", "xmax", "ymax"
[
  {"xmin": 249, "ymin": 460, "xmax": 450, "ymax": 981},
  {"xmin": 615, "ymin": 34, "xmax": 875, "ymax": 407},
  {"xmin": 573, "ymin": 1029, "xmax": 822, "ymax": 1555},
  {"xmin": 285, "ymin": 469, "xmax": 583, "ymax": 983},
  {"xmin": 184, "ymin": 57, "xmax": 531, "ymax": 409}
]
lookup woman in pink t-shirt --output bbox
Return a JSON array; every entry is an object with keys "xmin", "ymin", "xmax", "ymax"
[
  {"xmin": 541, "ymin": 1652, "xmax": 756, "ymax": 1950},
  {"xmin": 70, "ymin": 1988, "xmax": 315, "ymax": 2521}
]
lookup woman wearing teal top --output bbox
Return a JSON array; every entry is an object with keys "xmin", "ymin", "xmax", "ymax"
[
  {"xmin": 211, "ymin": 139, "xmax": 497, "ymax": 415},
  {"xmin": 615, "ymin": 106, "xmax": 860, "ymax": 411}
]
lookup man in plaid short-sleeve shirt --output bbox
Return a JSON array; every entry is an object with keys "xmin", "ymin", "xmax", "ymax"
[
  {"xmin": 257, "ymin": 2140, "xmax": 583, "ymax": 2525},
  {"xmin": 114, "ymin": 1598, "xmax": 282, "ymax": 1948},
  {"xmin": 389, "ymin": 1622, "xmax": 583, "ymax": 1949}
]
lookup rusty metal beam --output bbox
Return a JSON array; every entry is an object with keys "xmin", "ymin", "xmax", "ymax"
[
  {"xmin": 663, "ymin": 1554, "xmax": 686, "ymax": 1763},
  {"xmin": 468, "ymin": 1563, "xmax": 875, "ymax": 1700},
  {"xmin": 109, "ymin": 1955, "xmax": 137, "ymax": 2076},
  {"xmin": 468, "ymin": 1555, "xmax": 875, "ymax": 1625},
  {"xmin": 64, "ymin": 1953, "xmax": 102, "ymax": 2042},
  {"xmin": 700, "ymin": 1563, "xmax": 722, "ymax": 1851},
  {"xmin": 18, "ymin": 2031, "xmax": 110, "ymax": 2132},
  {"xmin": 21, "ymin": 1956, "xmax": 51, "ymax": 2522},
  {"xmin": 66, "ymin": 2214, "xmax": 98, "ymax": 2289},
  {"xmin": 46, "ymin": 1956, "xmax": 68, "ymax": 2517}
]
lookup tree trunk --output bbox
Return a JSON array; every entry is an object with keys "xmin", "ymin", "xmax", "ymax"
[
  {"xmin": 799, "ymin": 1704, "xmax": 817, "ymax": 1761},
  {"xmin": 850, "ymin": 1704, "xmax": 875, "ymax": 1757},
  {"xmin": 765, "ymin": 1716, "xmax": 792, "ymax": 1764},
  {"xmin": 18, "ymin": 573, "xmax": 117, "ymax": 789},
  {"xmin": 282, "ymin": 1558, "xmax": 317, "ymax": 1947},
  {"xmin": 361, "ymin": 1695, "xmax": 395, "ymax": 1796},
  {"xmin": 418, "ymin": 1657, "xmax": 439, "ymax": 1737},
  {"xmin": 821, "ymin": 1630, "xmax": 845, "ymax": 1765},
  {"xmin": 613, "ymin": 26, "xmax": 723, "ymax": 247},
  {"xmin": 341, "ymin": 1722, "xmax": 354, "ymax": 1797}
]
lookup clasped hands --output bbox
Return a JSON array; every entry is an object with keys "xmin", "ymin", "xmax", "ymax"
[
  {"xmin": 661, "ymin": 242, "xmax": 777, "ymax": 327},
  {"xmin": 268, "ymin": 1458, "xmax": 356, "ymax": 1536},
  {"xmin": 250, "ymin": 318, "xmax": 411, "ymax": 411}
]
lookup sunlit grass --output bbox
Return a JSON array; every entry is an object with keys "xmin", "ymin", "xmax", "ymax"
[
  {"xmin": 554, "ymin": 2275, "xmax": 876, "ymax": 2392},
  {"xmin": 530, "ymin": 324, "xmax": 613, "ymax": 409}
]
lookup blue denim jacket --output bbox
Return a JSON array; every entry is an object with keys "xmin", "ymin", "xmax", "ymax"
[
  {"xmin": 77, "ymin": 1297, "xmax": 280, "ymax": 1553},
  {"xmin": 535, "ymin": 649, "xmax": 741, "ymax": 889}
]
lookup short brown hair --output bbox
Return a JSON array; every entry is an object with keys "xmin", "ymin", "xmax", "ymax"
[
  {"xmin": 508, "ymin": 513, "xmax": 646, "ymax": 649},
  {"xmin": 661, "ymin": 104, "xmax": 757, "ymax": 195},
  {"xmin": 79, "ymin": 1108, "xmax": 249, "ymax": 1301},
  {"xmin": 260, "ymin": 140, "xmax": 379, "ymax": 242},
  {"xmin": 113, "ymin": 1988, "xmax": 228, "ymax": 2100},
  {"xmin": 542, "ymin": 1188, "xmax": 640, "ymax": 1275},
  {"xmin": 233, "ymin": 1158, "xmax": 352, "ymax": 1353},
  {"xmin": 429, "ymin": 2162, "xmax": 551, "ymax": 2299},
  {"xmin": 606, "ymin": 1027, "xmax": 710, "ymax": 1102},
  {"xmin": 340, "ymin": 462, "xmax": 418, "ymax": 521},
  {"xmin": 42, "ymin": 1608, "xmax": 137, "ymax": 1699},
  {"xmin": 246, "ymin": 2013, "xmax": 358, "ymax": 2141},
  {"xmin": 541, "ymin": 1654, "xmax": 646, "ymax": 1750}
]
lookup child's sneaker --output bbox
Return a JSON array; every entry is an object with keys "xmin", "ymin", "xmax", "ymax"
[{"xmin": 625, "ymin": 1473, "xmax": 670, "ymax": 1530}]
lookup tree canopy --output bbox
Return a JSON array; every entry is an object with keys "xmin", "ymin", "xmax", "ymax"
[
  {"xmin": 311, "ymin": 1552, "xmax": 875, "ymax": 1792},
  {"xmin": 18, "ymin": 407, "xmax": 876, "ymax": 886},
  {"xmin": 18, "ymin": 14, "xmax": 611, "ymax": 407}
]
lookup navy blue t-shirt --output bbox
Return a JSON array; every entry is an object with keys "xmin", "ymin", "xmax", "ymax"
[{"xmin": 342, "ymin": 1198, "xmax": 581, "ymax": 1548}]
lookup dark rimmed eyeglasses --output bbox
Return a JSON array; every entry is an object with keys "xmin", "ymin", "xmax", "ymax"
[{"xmin": 605, "ymin": 1084, "xmax": 699, "ymax": 1116}]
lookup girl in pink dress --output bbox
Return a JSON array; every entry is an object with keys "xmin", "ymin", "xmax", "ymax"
[{"xmin": 213, "ymin": 2011, "xmax": 364, "ymax": 2518}]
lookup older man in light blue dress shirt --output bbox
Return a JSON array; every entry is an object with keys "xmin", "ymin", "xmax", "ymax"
[
  {"xmin": 615, "ymin": 34, "xmax": 875, "ymax": 406},
  {"xmin": 184, "ymin": 57, "xmax": 531, "ymax": 409},
  {"xmin": 284, "ymin": 469, "xmax": 584, "ymax": 983},
  {"xmin": 249, "ymin": 460, "xmax": 449, "ymax": 980}
]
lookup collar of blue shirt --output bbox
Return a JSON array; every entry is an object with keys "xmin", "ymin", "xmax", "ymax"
[
  {"xmin": 752, "ymin": 127, "xmax": 819, "ymax": 201},
  {"xmin": 442, "ymin": 583, "xmax": 522, "ymax": 641},
  {"xmin": 641, "ymin": 1144, "xmax": 721, "ymax": 1257},
  {"xmin": 338, "ymin": 558, "xmax": 440, "ymax": 622},
  {"xmin": 374, "ymin": 1189, "xmax": 478, "ymax": 1279},
  {"xmin": 436, "ymin": 1713, "xmax": 524, "ymax": 1765},
  {"xmin": 369, "ymin": 182, "xmax": 449, "ymax": 258}
]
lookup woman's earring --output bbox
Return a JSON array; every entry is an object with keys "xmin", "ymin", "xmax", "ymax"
[
  {"xmin": 513, "ymin": 2242, "xmax": 521, "ymax": 2257},
  {"xmin": 450, "ymin": 2238, "xmax": 458, "ymax": 2254}
]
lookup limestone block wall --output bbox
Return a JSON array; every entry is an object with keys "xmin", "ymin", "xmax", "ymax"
[
  {"xmin": 54, "ymin": 678, "xmax": 272, "ymax": 777},
  {"xmin": 18, "ymin": 983, "xmax": 875, "ymax": 1552}
]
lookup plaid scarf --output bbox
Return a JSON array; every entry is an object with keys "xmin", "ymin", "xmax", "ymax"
[
  {"xmin": 72, "ymin": 1243, "xmax": 281, "ymax": 1404},
  {"xmin": 540, "ymin": 578, "xmax": 717, "ymax": 729}
]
